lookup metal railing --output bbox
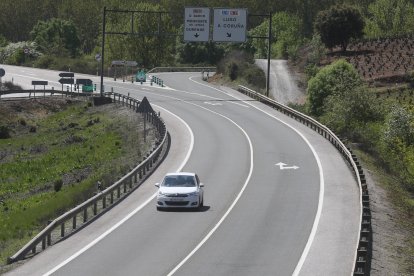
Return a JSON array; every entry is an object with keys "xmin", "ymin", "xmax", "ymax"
[
  {"xmin": 7, "ymin": 91, "xmax": 170, "ymax": 264},
  {"xmin": 147, "ymin": 66, "xmax": 216, "ymax": 74},
  {"xmin": 237, "ymin": 85, "xmax": 371, "ymax": 276}
]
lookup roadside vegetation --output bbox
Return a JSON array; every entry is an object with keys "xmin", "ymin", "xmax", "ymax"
[{"xmin": 0, "ymin": 99, "xmax": 152, "ymax": 266}]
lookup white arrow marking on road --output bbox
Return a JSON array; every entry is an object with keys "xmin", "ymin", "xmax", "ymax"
[{"xmin": 275, "ymin": 162, "xmax": 299, "ymax": 170}]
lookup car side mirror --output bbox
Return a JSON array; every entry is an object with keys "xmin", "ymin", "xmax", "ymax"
[
  {"xmin": 155, "ymin": 183, "xmax": 160, "ymax": 187},
  {"xmin": 200, "ymin": 183, "xmax": 204, "ymax": 187}
]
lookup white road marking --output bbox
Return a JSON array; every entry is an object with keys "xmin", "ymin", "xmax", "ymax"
[
  {"xmin": 189, "ymin": 76, "xmax": 250, "ymax": 108},
  {"xmin": 275, "ymin": 162, "xmax": 299, "ymax": 170}
]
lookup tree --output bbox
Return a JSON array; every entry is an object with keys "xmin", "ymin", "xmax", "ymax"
[
  {"xmin": 383, "ymin": 105, "xmax": 414, "ymax": 147},
  {"xmin": 105, "ymin": 1, "xmax": 176, "ymax": 68},
  {"xmin": 315, "ymin": 5, "xmax": 364, "ymax": 52},
  {"xmin": 307, "ymin": 59, "xmax": 362, "ymax": 116},
  {"xmin": 0, "ymin": 35, "xmax": 8, "ymax": 47},
  {"xmin": 249, "ymin": 12, "xmax": 303, "ymax": 59},
  {"xmin": 30, "ymin": 18, "xmax": 81, "ymax": 57},
  {"xmin": 58, "ymin": 0, "xmax": 102, "ymax": 54},
  {"xmin": 364, "ymin": 0, "xmax": 414, "ymax": 38},
  {"xmin": 175, "ymin": 24, "xmax": 225, "ymax": 65}
]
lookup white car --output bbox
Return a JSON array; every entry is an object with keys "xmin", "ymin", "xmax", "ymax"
[{"xmin": 155, "ymin": 172, "xmax": 204, "ymax": 210}]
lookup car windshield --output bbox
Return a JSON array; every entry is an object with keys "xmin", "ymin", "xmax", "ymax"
[{"xmin": 162, "ymin": 175, "xmax": 196, "ymax": 187}]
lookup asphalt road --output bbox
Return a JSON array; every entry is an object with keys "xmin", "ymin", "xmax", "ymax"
[
  {"xmin": 255, "ymin": 59, "xmax": 305, "ymax": 105},
  {"xmin": 2, "ymin": 66, "xmax": 360, "ymax": 276}
]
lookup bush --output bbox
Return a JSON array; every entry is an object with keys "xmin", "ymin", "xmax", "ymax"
[
  {"xmin": 0, "ymin": 126, "xmax": 10, "ymax": 139},
  {"xmin": 3, "ymin": 81, "xmax": 23, "ymax": 90},
  {"xmin": 54, "ymin": 179, "xmax": 63, "ymax": 192},
  {"xmin": 34, "ymin": 55, "xmax": 55, "ymax": 69},
  {"xmin": 307, "ymin": 59, "xmax": 362, "ymax": 116},
  {"xmin": 243, "ymin": 66, "xmax": 266, "ymax": 88},
  {"xmin": 0, "ymin": 41, "xmax": 41, "ymax": 65},
  {"xmin": 364, "ymin": 0, "xmax": 414, "ymax": 38},
  {"xmin": 228, "ymin": 62, "xmax": 239, "ymax": 81},
  {"xmin": 33, "ymin": 55, "xmax": 97, "ymax": 75},
  {"xmin": 315, "ymin": 5, "xmax": 364, "ymax": 52}
]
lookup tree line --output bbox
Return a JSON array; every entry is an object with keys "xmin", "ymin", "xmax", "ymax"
[{"xmin": 1, "ymin": 0, "xmax": 414, "ymax": 68}]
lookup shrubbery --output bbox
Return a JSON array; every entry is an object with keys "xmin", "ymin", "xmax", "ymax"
[
  {"xmin": 0, "ymin": 41, "xmax": 41, "ymax": 65},
  {"xmin": 33, "ymin": 55, "xmax": 97, "ymax": 75},
  {"xmin": 249, "ymin": 12, "xmax": 303, "ymax": 59},
  {"xmin": 217, "ymin": 51, "xmax": 265, "ymax": 89},
  {"xmin": 315, "ymin": 5, "xmax": 364, "ymax": 52},
  {"xmin": 307, "ymin": 59, "xmax": 363, "ymax": 116},
  {"xmin": 305, "ymin": 59, "xmax": 414, "ymax": 195}
]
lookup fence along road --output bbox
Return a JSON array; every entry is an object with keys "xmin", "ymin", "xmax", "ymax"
[{"xmin": 5, "ymin": 68, "xmax": 361, "ymax": 276}]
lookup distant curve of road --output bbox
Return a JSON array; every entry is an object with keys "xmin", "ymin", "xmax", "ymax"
[{"xmin": 2, "ymin": 65, "xmax": 360, "ymax": 276}]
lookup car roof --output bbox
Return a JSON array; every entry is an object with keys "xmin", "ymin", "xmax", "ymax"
[{"xmin": 165, "ymin": 172, "xmax": 196, "ymax": 177}]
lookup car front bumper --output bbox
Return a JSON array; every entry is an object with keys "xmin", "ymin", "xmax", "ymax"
[{"xmin": 156, "ymin": 194, "xmax": 200, "ymax": 208}]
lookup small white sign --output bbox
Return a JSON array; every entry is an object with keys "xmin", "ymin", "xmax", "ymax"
[
  {"xmin": 213, "ymin": 8, "xmax": 247, "ymax": 42},
  {"xmin": 184, "ymin": 7, "xmax": 210, "ymax": 42},
  {"xmin": 111, "ymin": 60, "xmax": 125, "ymax": 66},
  {"xmin": 125, "ymin": 61, "xmax": 138, "ymax": 67}
]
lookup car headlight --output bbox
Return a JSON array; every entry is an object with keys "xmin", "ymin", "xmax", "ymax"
[{"xmin": 158, "ymin": 191, "xmax": 167, "ymax": 196}]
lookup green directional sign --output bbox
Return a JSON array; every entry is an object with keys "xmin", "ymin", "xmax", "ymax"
[{"xmin": 82, "ymin": 85, "xmax": 94, "ymax": 92}]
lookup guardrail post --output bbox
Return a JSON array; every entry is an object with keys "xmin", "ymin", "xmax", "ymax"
[
  {"xmin": 47, "ymin": 232, "xmax": 51, "ymax": 246},
  {"xmin": 42, "ymin": 237, "xmax": 46, "ymax": 250},
  {"xmin": 103, "ymin": 195, "xmax": 106, "ymax": 209},
  {"xmin": 110, "ymin": 191, "xmax": 114, "ymax": 204},
  {"xmin": 61, "ymin": 223, "xmax": 65, "ymax": 237},
  {"xmin": 117, "ymin": 186, "xmax": 121, "ymax": 198},
  {"xmin": 73, "ymin": 215, "xmax": 77, "ymax": 229},
  {"xmin": 94, "ymin": 202, "xmax": 97, "ymax": 216},
  {"xmin": 83, "ymin": 207, "xmax": 88, "ymax": 223}
]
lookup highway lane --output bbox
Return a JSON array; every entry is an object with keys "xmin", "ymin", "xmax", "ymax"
[
  {"xmin": 3, "ymin": 67, "xmax": 359, "ymax": 276},
  {"xmin": 48, "ymin": 73, "xmax": 320, "ymax": 276}
]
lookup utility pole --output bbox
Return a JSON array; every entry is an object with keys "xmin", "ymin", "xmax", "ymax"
[
  {"xmin": 100, "ymin": 6, "xmax": 106, "ymax": 97},
  {"xmin": 266, "ymin": 13, "xmax": 272, "ymax": 97}
]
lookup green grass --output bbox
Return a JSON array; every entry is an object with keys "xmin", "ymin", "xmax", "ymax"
[{"xmin": 0, "ymin": 101, "xmax": 149, "ymax": 265}]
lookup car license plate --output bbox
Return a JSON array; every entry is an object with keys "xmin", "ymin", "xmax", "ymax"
[{"xmin": 169, "ymin": 198, "xmax": 183, "ymax": 201}]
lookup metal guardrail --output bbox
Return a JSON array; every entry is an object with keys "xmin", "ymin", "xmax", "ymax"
[
  {"xmin": 237, "ymin": 85, "xmax": 371, "ymax": 276},
  {"xmin": 0, "ymin": 89, "xmax": 98, "ymax": 100},
  {"xmin": 147, "ymin": 66, "xmax": 216, "ymax": 74},
  {"xmin": 7, "ymin": 91, "xmax": 170, "ymax": 264}
]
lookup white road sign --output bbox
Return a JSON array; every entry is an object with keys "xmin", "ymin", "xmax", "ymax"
[
  {"xmin": 213, "ymin": 8, "xmax": 247, "ymax": 42},
  {"xmin": 184, "ymin": 7, "xmax": 210, "ymax": 42}
]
